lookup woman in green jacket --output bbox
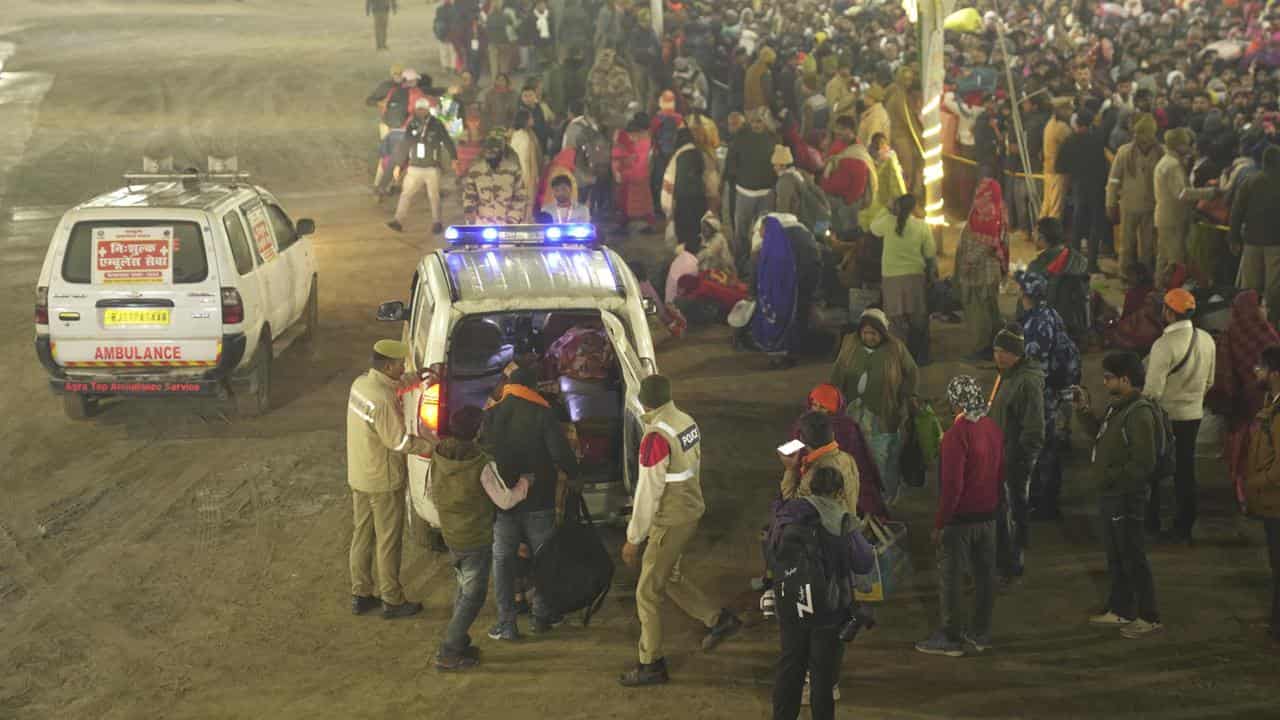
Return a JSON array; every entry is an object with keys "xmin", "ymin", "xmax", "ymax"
[{"xmin": 830, "ymin": 308, "xmax": 918, "ymax": 503}]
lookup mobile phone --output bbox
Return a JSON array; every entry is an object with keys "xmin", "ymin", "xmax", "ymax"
[{"xmin": 777, "ymin": 439, "xmax": 806, "ymax": 456}]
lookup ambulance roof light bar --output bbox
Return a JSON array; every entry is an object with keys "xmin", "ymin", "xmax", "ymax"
[{"xmin": 444, "ymin": 223, "xmax": 598, "ymax": 247}]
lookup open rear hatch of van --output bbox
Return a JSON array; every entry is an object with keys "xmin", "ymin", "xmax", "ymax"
[{"xmin": 47, "ymin": 219, "xmax": 226, "ymax": 392}]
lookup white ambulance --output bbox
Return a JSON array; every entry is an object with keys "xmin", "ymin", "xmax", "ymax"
[
  {"xmin": 375, "ymin": 223, "xmax": 658, "ymax": 527},
  {"xmin": 33, "ymin": 171, "xmax": 318, "ymax": 419}
]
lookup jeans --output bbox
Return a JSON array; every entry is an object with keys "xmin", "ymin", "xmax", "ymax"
[
  {"xmin": 997, "ymin": 469, "xmax": 1032, "ymax": 577},
  {"xmin": 1100, "ymin": 492, "xmax": 1159, "ymax": 622},
  {"xmin": 1265, "ymin": 519, "xmax": 1280, "ymax": 639},
  {"xmin": 1149, "ymin": 419, "xmax": 1200, "ymax": 536},
  {"xmin": 865, "ymin": 429, "xmax": 902, "ymax": 503},
  {"xmin": 938, "ymin": 521, "xmax": 996, "ymax": 642},
  {"xmin": 443, "ymin": 546, "xmax": 493, "ymax": 656},
  {"xmin": 493, "ymin": 509, "xmax": 557, "ymax": 624},
  {"xmin": 772, "ymin": 620, "xmax": 842, "ymax": 720}
]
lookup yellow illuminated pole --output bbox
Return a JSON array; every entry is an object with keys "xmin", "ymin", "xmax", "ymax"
[{"xmin": 913, "ymin": 0, "xmax": 953, "ymax": 227}]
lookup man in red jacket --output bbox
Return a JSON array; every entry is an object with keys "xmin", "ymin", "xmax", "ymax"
[
  {"xmin": 819, "ymin": 115, "xmax": 872, "ymax": 236},
  {"xmin": 916, "ymin": 375, "xmax": 1004, "ymax": 658}
]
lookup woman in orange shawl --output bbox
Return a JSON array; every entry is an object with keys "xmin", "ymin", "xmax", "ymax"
[
  {"xmin": 1206, "ymin": 290, "xmax": 1280, "ymax": 504},
  {"xmin": 953, "ymin": 179, "xmax": 1009, "ymax": 361}
]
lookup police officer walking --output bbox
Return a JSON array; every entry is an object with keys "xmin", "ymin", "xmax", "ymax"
[
  {"xmin": 347, "ymin": 340, "xmax": 437, "ymax": 619},
  {"xmin": 367, "ymin": 0, "xmax": 397, "ymax": 51},
  {"xmin": 619, "ymin": 375, "xmax": 742, "ymax": 687},
  {"xmin": 387, "ymin": 97, "xmax": 457, "ymax": 235}
]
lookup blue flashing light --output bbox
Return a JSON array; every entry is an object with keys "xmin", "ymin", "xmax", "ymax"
[
  {"xmin": 444, "ymin": 226, "xmax": 460, "ymax": 241},
  {"xmin": 568, "ymin": 224, "xmax": 591, "ymax": 239},
  {"xmin": 481, "ymin": 227, "xmax": 498, "ymax": 241},
  {"xmin": 545, "ymin": 226, "xmax": 562, "ymax": 241}
]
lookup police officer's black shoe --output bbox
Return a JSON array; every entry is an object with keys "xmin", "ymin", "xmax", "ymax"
[
  {"xmin": 702, "ymin": 610, "xmax": 743, "ymax": 651},
  {"xmin": 351, "ymin": 595, "xmax": 380, "ymax": 615},
  {"xmin": 618, "ymin": 658, "xmax": 669, "ymax": 687},
  {"xmin": 382, "ymin": 601, "xmax": 424, "ymax": 619}
]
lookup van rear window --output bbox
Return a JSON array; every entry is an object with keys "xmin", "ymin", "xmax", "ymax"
[{"xmin": 62, "ymin": 221, "xmax": 208, "ymax": 284}]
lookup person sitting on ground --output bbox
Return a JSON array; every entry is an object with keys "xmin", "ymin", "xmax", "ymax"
[
  {"xmin": 696, "ymin": 211, "xmax": 737, "ymax": 277},
  {"xmin": 431, "ymin": 406, "xmax": 531, "ymax": 671}
]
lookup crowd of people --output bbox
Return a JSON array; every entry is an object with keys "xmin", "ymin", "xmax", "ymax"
[{"xmin": 350, "ymin": 0, "xmax": 1280, "ymax": 716}]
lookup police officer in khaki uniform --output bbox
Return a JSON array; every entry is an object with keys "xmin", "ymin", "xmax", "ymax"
[
  {"xmin": 619, "ymin": 375, "xmax": 742, "ymax": 686},
  {"xmin": 348, "ymin": 340, "xmax": 437, "ymax": 618}
]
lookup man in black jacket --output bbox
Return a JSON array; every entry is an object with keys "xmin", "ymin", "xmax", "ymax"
[
  {"xmin": 482, "ymin": 367, "xmax": 579, "ymax": 641},
  {"xmin": 367, "ymin": 0, "xmax": 397, "ymax": 51},
  {"xmin": 1057, "ymin": 109, "xmax": 1109, "ymax": 274}
]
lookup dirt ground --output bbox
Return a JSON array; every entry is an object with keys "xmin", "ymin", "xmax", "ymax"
[{"xmin": 1, "ymin": 2, "xmax": 1278, "ymax": 718}]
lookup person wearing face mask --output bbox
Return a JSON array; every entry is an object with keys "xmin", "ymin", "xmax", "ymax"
[
  {"xmin": 1072, "ymin": 352, "xmax": 1164, "ymax": 640},
  {"xmin": 462, "ymin": 130, "xmax": 530, "ymax": 224},
  {"xmin": 830, "ymin": 309, "xmax": 918, "ymax": 505}
]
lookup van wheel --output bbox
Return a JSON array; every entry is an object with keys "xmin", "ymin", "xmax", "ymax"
[
  {"xmin": 62, "ymin": 394, "xmax": 98, "ymax": 421},
  {"xmin": 300, "ymin": 278, "xmax": 319, "ymax": 345},
  {"xmin": 234, "ymin": 338, "xmax": 272, "ymax": 417}
]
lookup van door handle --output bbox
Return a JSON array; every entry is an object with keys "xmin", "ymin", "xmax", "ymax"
[{"xmin": 58, "ymin": 312, "xmax": 81, "ymax": 321}]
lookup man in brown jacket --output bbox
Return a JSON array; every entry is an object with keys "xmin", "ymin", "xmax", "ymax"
[
  {"xmin": 346, "ymin": 340, "xmax": 437, "ymax": 618},
  {"xmin": 1246, "ymin": 345, "xmax": 1280, "ymax": 644},
  {"xmin": 1106, "ymin": 114, "xmax": 1161, "ymax": 274}
]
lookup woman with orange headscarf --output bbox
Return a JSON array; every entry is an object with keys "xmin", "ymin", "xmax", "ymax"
[
  {"xmin": 954, "ymin": 179, "xmax": 1009, "ymax": 362},
  {"xmin": 789, "ymin": 384, "xmax": 890, "ymax": 521}
]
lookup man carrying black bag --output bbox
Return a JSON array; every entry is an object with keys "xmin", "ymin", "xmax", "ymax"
[
  {"xmin": 619, "ymin": 375, "xmax": 743, "ymax": 687},
  {"xmin": 769, "ymin": 466, "xmax": 875, "ymax": 719}
]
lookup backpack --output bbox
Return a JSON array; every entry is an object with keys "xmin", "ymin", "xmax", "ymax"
[
  {"xmin": 531, "ymin": 493, "xmax": 614, "ymax": 625},
  {"xmin": 383, "ymin": 85, "xmax": 411, "ymax": 128},
  {"xmin": 433, "ymin": 3, "xmax": 453, "ymax": 41},
  {"xmin": 770, "ymin": 515, "xmax": 848, "ymax": 625},
  {"xmin": 1117, "ymin": 396, "xmax": 1177, "ymax": 488},
  {"xmin": 1043, "ymin": 308, "xmax": 1083, "ymax": 390},
  {"xmin": 655, "ymin": 114, "xmax": 680, "ymax": 157},
  {"xmin": 792, "ymin": 173, "xmax": 832, "ymax": 231}
]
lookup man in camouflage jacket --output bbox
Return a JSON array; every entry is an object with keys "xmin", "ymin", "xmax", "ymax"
[{"xmin": 464, "ymin": 130, "xmax": 530, "ymax": 225}]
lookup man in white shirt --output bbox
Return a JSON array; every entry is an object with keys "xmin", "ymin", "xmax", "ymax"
[{"xmin": 1143, "ymin": 288, "xmax": 1215, "ymax": 544}]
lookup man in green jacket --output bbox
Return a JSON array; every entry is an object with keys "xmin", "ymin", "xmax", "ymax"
[
  {"xmin": 988, "ymin": 326, "xmax": 1045, "ymax": 584},
  {"xmin": 431, "ymin": 406, "xmax": 530, "ymax": 670},
  {"xmin": 1073, "ymin": 352, "xmax": 1163, "ymax": 639}
]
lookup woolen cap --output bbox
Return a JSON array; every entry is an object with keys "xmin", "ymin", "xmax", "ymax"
[
  {"xmin": 993, "ymin": 327, "xmax": 1025, "ymax": 356},
  {"xmin": 373, "ymin": 339, "xmax": 409, "ymax": 360},
  {"xmin": 639, "ymin": 374, "xmax": 672, "ymax": 408},
  {"xmin": 859, "ymin": 308, "xmax": 891, "ymax": 338}
]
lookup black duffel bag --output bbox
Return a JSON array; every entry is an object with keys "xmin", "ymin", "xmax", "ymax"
[{"xmin": 532, "ymin": 491, "xmax": 614, "ymax": 626}]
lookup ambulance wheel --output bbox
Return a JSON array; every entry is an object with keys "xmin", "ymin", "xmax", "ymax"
[
  {"xmin": 300, "ymin": 277, "xmax": 319, "ymax": 345},
  {"xmin": 62, "ymin": 393, "xmax": 98, "ymax": 421},
  {"xmin": 234, "ymin": 338, "xmax": 272, "ymax": 417}
]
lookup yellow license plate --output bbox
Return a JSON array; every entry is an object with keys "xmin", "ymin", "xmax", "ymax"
[{"xmin": 104, "ymin": 309, "xmax": 170, "ymax": 326}]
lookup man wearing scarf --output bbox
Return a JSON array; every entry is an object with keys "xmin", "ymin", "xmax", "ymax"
[
  {"xmin": 954, "ymin": 179, "xmax": 1009, "ymax": 362},
  {"xmin": 789, "ymin": 384, "xmax": 889, "ymax": 521},
  {"xmin": 915, "ymin": 375, "xmax": 1002, "ymax": 658},
  {"xmin": 1106, "ymin": 113, "xmax": 1162, "ymax": 274},
  {"xmin": 988, "ymin": 326, "xmax": 1046, "ymax": 585},
  {"xmin": 480, "ymin": 367, "xmax": 579, "ymax": 641},
  {"xmin": 462, "ymin": 129, "xmax": 530, "ymax": 224},
  {"xmin": 779, "ymin": 410, "xmax": 861, "ymax": 517}
]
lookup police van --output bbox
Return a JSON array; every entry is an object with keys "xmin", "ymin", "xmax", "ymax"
[
  {"xmin": 375, "ymin": 223, "xmax": 657, "ymax": 527},
  {"xmin": 33, "ymin": 170, "xmax": 318, "ymax": 419}
]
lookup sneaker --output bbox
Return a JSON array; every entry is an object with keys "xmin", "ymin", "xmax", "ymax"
[
  {"xmin": 963, "ymin": 632, "xmax": 992, "ymax": 653},
  {"xmin": 618, "ymin": 658, "xmax": 669, "ymax": 687},
  {"xmin": 760, "ymin": 589, "xmax": 776, "ymax": 619},
  {"xmin": 487, "ymin": 621, "xmax": 519, "ymax": 641},
  {"xmin": 1120, "ymin": 619, "xmax": 1164, "ymax": 639},
  {"xmin": 701, "ymin": 610, "xmax": 743, "ymax": 651},
  {"xmin": 529, "ymin": 614, "xmax": 565, "ymax": 634},
  {"xmin": 914, "ymin": 631, "xmax": 965, "ymax": 657},
  {"xmin": 386, "ymin": 220, "xmax": 404, "ymax": 232},
  {"xmin": 435, "ymin": 651, "xmax": 480, "ymax": 671},
  {"xmin": 381, "ymin": 601, "xmax": 423, "ymax": 619},
  {"xmin": 431, "ymin": 222, "xmax": 444, "ymax": 234},
  {"xmin": 800, "ymin": 676, "xmax": 840, "ymax": 707},
  {"xmin": 1089, "ymin": 611, "xmax": 1135, "ymax": 626},
  {"xmin": 351, "ymin": 594, "xmax": 380, "ymax": 615}
]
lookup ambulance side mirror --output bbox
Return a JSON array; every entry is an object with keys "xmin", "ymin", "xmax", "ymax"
[{"xmin": 377, "ymin": 300, "xmax": 409, "ymax": 322}]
